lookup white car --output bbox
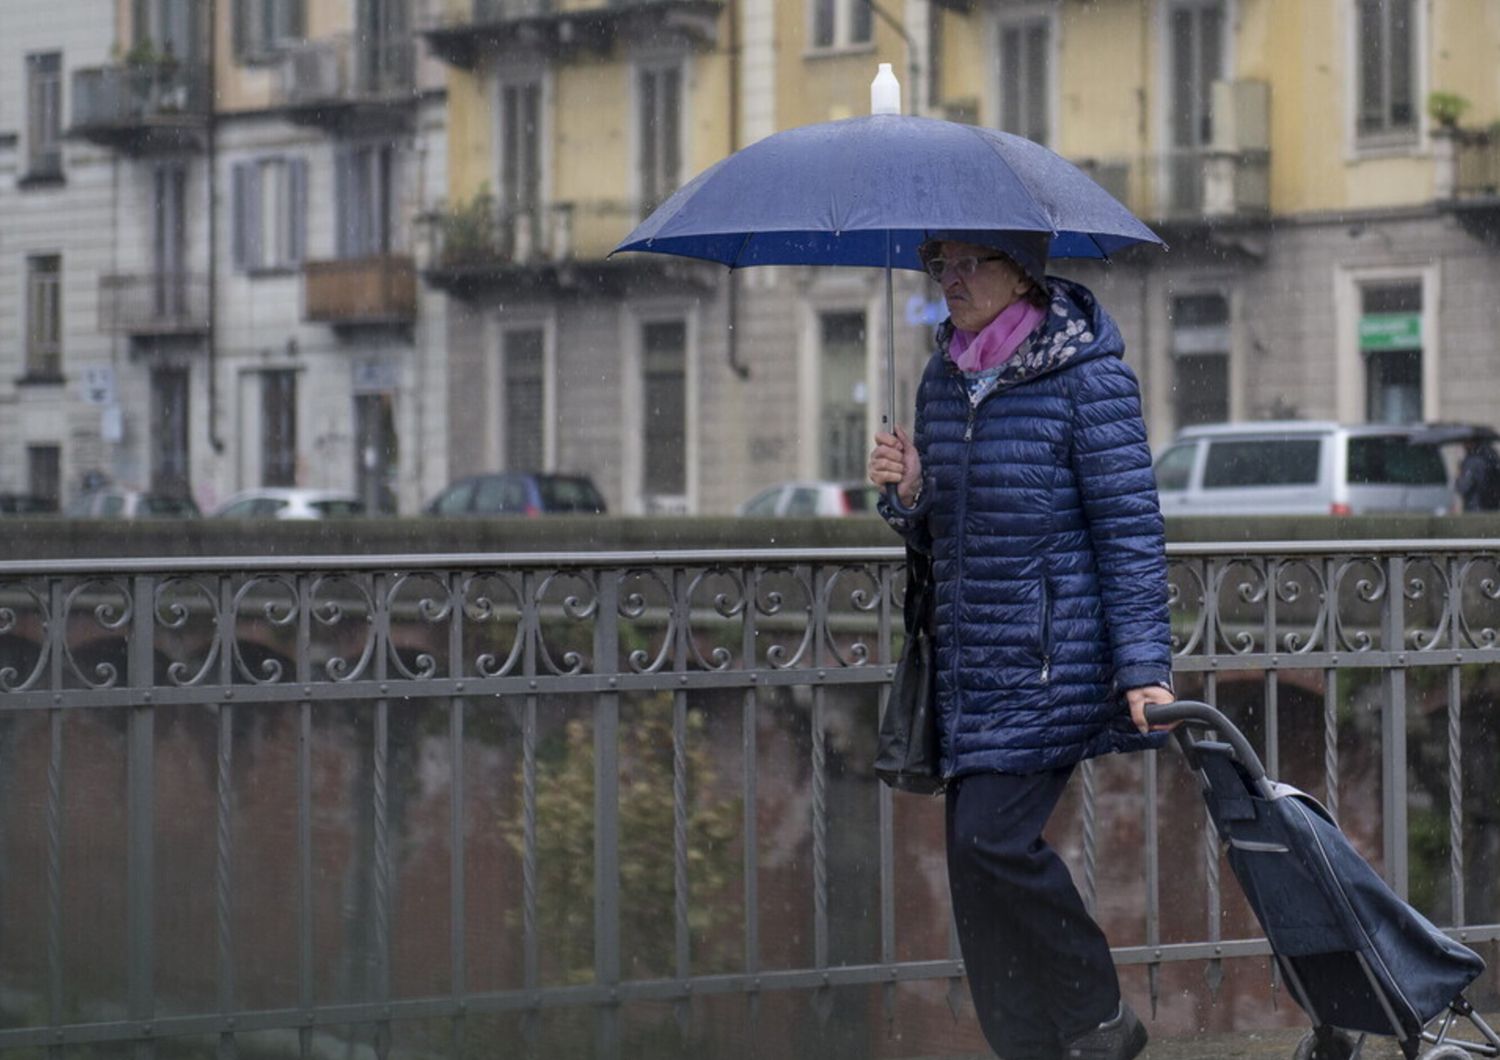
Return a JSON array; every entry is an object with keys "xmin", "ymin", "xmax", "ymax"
[
  {"xmin": 211, "ymin": 488, "xmax": 365, "ymax": 520},
  {"xmin": 1153, "ymin": 422, "xmax": 1453, "ymax": 517},
  {"xmin": 736, "ymin": 481, "xmax": 881, "ymax": 517}
]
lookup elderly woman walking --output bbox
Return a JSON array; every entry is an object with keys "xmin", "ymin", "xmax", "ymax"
[{"xmin": 868, "ymin": 231, "xmax": 1175, "ymax": 1060}]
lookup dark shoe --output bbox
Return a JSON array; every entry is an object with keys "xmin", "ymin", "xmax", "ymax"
[{"xmin": 1062, "ymin": 1001, "xmax": 1148, "ymax": 1060}]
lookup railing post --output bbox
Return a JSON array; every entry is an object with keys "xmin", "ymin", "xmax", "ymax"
[
  {"xmin": 128, "ymin": 574, "xmax": 156, "ymax": 1059},
  {"xmin": 1381, "ymin": 555, "xmax": 1409, "ymax": 897},
  {"xmin": 593, "ymin": 569, "xmax": 621, "ymax": 1060}
]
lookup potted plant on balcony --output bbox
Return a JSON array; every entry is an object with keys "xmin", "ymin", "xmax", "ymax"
[
  {"xmin": 1427, "ymin": 91, "xmax": 1484, "ymax": 199},
  {"xmin": 429, "ymin": 185, "xmax": 504, "ymax": 270}
]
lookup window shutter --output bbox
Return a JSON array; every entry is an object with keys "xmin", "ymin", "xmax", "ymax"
[
  {"xmin": 334, "ymin": 146, "xmax": 353, "ymax": 259},
  {"xmin": 231, "ymin": 162, "xmax": 248, "ymax": 269},
  {"xmin": 232, "ymin": 161, "xmax": 264, "ymax": 270},
  {"xmin": 288, "ymin": 157, "xmax": 307, "ymax": 264}
]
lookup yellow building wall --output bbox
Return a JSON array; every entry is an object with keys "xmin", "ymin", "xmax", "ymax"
[
  {"xmin": 213, "ymin": 0, "xmax": 354, "ymax": 113},
  {"xmin": 1052, "ymin": 3, "xmax": 1151, "ymax": 163},
  {"xmin": 446, "ymin": 67, "xmax": 493, "ymax": 205},
  {"xmin": 935, "ymin": 0, "xmax": 1500, "ymax": 220},
  {"xmin": 774, "ymin": 0, "xmax": 907, "ymax": 130}
]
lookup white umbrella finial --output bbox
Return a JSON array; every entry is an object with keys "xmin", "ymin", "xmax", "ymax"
[{"xmin": 871, "ymin": 63, "xmax": 900, "ymax": 115}]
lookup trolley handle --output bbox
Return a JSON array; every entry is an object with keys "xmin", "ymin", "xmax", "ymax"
[{"xmin": 1143, "ymin": 700, "xmax": 1268, "ymax": 785}]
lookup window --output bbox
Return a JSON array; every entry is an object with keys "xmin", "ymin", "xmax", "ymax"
[
  {"xmin": 536, "ymin": 476, "xmax": 605, "ymax": 513},
  {"xmin": 811, "ymin": 0, "xmax": 872, "ymax": 50},
  {"xmin": 819, "ymin": 311, "xmax": 867, "ymax": 482},
  {"xmin": 742, "ymin": 487, "xmax": 784, "ymax": 516},
  {"xmin": 498, "ymin": 80, "xmax": 543, "ymax": 255},
  {"xmin": 27, "ymin": 446, "xmax": 61, "ymax": 510},
  {"xmin": 336, "ymin": 143, "xmax": 396, "ymax": 259},
  {"xmin": 25, "ymin": 53, "xmax": 62, "ymax": 180},
  {"xmin": 26, "ymin": 255, "xmax": 62, "ymax": 379},
  {"xmin": 1360, "ymin": 282, "xmax": 1422, "ymax": 424},
  {"xmin": 638, "ymin": 66, "xmax": 682, "ymax": 214},
  {"xmin": 1171, "ymin": 293, "xmax": 1230, "ymax": 428},
  {"xmin": 233, "ymin": 0, "xmax": 304, "ymax": 60},
  {"xmin": 1356, "ymin": 0, "xmax": 1417, "ymax": 142},
  {"xmin": 1347, "ymin": 436, "xmax": 1446, "ymax": 486},
  {"xmin": 151, "ymin": 367, "xmax": 191, "ymax": 497},
  {"xmin": 354, "ymin": 391, "xmax": 397, "ymax": 514},
  {"xmin": 433, "ymin": 480, "xmax": 475, "ymax": 515},
  {"xmin": 642, "ymin": 320, "xmax": 687, "ymax": 497},
  {"xmin": 1154, "ymin": 444, "xmax": 1197, "ymax": 492},
  {"xmin": 233, "ymin": 157, "xmax": 308, "ymax": 271},
  {"xmin": 261, "ymin": 370, "xmax": 297, "ymax": 487},
  {"xmin": 998, "ymin": 16, "xmax": 1050, "ymax": 145},
  {"xmin": 502, "ymin": 328, "xmax": 545, "ymax": 471},
  {"xmin": 1202, "ymin": 439, "xmax": 1322, "ymax": 489},
  {"xmin": 473, "ymin": 475, "xmax": 529, "ymax": 514},
  {"xmin": 134, "ymin": 0, "xmax": 205, "ymax": 62},
  {"xmin": 153, "ymin": 163, "xmax": 190, "ymax": 320},
  {"xmin": 1166, "ymin": 1, "xmax": 1225, "ymax": 213}
]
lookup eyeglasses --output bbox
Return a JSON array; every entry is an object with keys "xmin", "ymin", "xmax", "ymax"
[{"xmin": 923, "ymin": 255, "xmax": 1007, "ymax": 281}]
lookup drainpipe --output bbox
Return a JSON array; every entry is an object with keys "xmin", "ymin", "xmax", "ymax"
[{"xmin": 206, "ymin": 0, "xmax": 225, "ymax": 454}]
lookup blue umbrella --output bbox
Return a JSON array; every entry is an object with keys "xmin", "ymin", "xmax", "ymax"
[{"xmin": 614, "ymin": 113, "xmax": 1165, "ymax": 514}]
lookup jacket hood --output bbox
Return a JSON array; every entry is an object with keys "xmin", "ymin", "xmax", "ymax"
[{"xmin": 936, "ymin": 277, "xmax": 1124, "ymax": 389}]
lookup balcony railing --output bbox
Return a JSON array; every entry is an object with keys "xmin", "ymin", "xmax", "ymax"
[
  {"xmin": 1453, "ymin": 131, "xmax": 1500, "ymax": 199},
  {"xmin": 70, "ymin": 62, "xmax": 210, "ymax": 148},
  {"xmin": 420, "ymin": 0, "xmax": 721, "ymax": 66},
  {"xmin": 423, "ymin": 195, "xmax": 668, "ymax": 272},
  {"xmin": 0, "ymin": 542, "xmax": 1496, "ymax": 1057},
  {"xmin": 96, "ymin": 272, "xmax": 209, "ymax": 335},
  {"xmin": 1070, "ymin": 149, "xmax": 1271, "ymax": 226},
  {"xmin": 276, "ymin": 35, "xmax": 416, "ymax": 113},
  {"xmin": 303, "ymin": 254, "xmax": 417, "ymax": 324}
]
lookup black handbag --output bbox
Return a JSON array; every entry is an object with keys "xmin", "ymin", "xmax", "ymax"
[{"xmin": 875, "ymin": 547, "xmax": 944, "ymax": 794}]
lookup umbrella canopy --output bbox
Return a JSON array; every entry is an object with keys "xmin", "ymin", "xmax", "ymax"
[
  {"xmin": 613, "ymin": 111, "xmax": 1165, "ymax": 516},
  {"xmin": 614, "ymin": 114, "xmax": 1164, "ymax": 268}
]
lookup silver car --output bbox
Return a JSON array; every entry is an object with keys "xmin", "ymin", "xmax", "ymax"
[
  {"xmin": 1154, "ymin": 422, "xmax": 1452, "ymax": 517},
  {"xmin": 210, "ymin": 488, "xmax": 365, "ymax": 520}
]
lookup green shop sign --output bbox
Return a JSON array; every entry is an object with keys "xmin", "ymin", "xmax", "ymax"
[{"xmin": 1359, "ymin": 313, "xmax": 1422, "ymax": 351}]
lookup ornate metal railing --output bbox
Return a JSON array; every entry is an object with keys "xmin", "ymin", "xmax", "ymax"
[{"xmin": 0, "ymin": 542, "xmax": 1496, "ymax": 1058}]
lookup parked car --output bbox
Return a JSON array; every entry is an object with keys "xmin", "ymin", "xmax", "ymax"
[
  {"xmin": 65, "ymin": 488, "xmax": 200, "ymax": 519},
  {"xmin": 737, "ymin": 481, "xmax": 881, "ymax": 517},
  {"xmin": 424, "ymin": 473, "xmax": 607, "ymax": 516},
  {"xmin": 1153, "ymin": 422, "xmax": 1452, "ymax": 517},
  {"xmin": 210, "ymin": 488, "xmax": 364, "ymax": 520},
  {"xmin": 0, "ymin": 493, "xmax": 57, "ymax": 515}
]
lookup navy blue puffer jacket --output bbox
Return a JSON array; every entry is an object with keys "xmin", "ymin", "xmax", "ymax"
[{"xmin": 884, "ymin": 278, "xmax": 1172, "ymax": 778}]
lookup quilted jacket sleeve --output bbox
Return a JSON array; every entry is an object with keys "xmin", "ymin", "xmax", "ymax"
[
  {"xmin": 1069, "ymin": 356, "xmax": 1172, "ymax": 693},
  {"xmin": 877, "ymin": 359, "xmax": 934, "ymax": 555}
]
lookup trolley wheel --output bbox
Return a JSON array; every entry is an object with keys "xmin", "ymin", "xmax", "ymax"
[
  {"xmin": 1420, "ymin": 1048, "xmax": 1472, "ymax": 1059},
  {"xmin": 1293, "ymin": 1028, "xmax": 1358, "ymax": 1060}
]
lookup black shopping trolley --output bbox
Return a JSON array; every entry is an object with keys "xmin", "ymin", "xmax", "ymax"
[{"xmin": 1144, "ymin": 700, "xmax": 1500, "ymax": 1060}]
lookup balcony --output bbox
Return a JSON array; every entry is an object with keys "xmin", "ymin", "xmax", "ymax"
[
  {"xmin": 97, "ymin": 272, "xmax": 209, "ymax": 336},
  {"xmin": 70, "ymin": 61, "xmax": 210, "ymax": 153},
  {"xmin": 1437, "ymin": 130, "xmax": 1500, "ymax": 245},
  {"xmin": 421, "ymin": 194, "xmax": 714, "ymax": 297},
  {"xmin": 274, "ymin": 36, "xmax": 417, "ymax": 132},
  {"xmin": 419, "ymin": 0, "xmax": 722, "ymax": 68},
  {"xmin": 303, "ymin": 254, "xmax": 417, "ymax": 326}
]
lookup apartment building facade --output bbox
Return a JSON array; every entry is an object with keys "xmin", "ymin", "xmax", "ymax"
[
  {"xmin": 0, "ymin": 0, "xmax": 447, "ymax": 514},
  {"xmin": 6, "ymin": 0, "xmax": 1500, "ymax": 516},
  {"xmin": 938, "ymin": 0, "xmax": 1500, "ymax": 445}
]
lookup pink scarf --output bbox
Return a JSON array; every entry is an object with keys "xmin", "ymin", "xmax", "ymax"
[{"xmin": 949, "ymin": 300, "xmax": 1046, "ymax": 374}]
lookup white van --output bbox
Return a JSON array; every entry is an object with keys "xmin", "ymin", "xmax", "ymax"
[{"xmin": 1154, "ymin": 422, "xmax": 1452, "ymax": 517}]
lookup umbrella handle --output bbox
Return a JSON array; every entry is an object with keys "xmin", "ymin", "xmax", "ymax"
[{"xmin": 884, "ymin": 477, "xmax": 935, "ymax": 519}]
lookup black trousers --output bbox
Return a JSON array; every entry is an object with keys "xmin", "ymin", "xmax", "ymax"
[{"xmin": 946, "ymin": 768, "xmax": 1121, "ymax": 1060}]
